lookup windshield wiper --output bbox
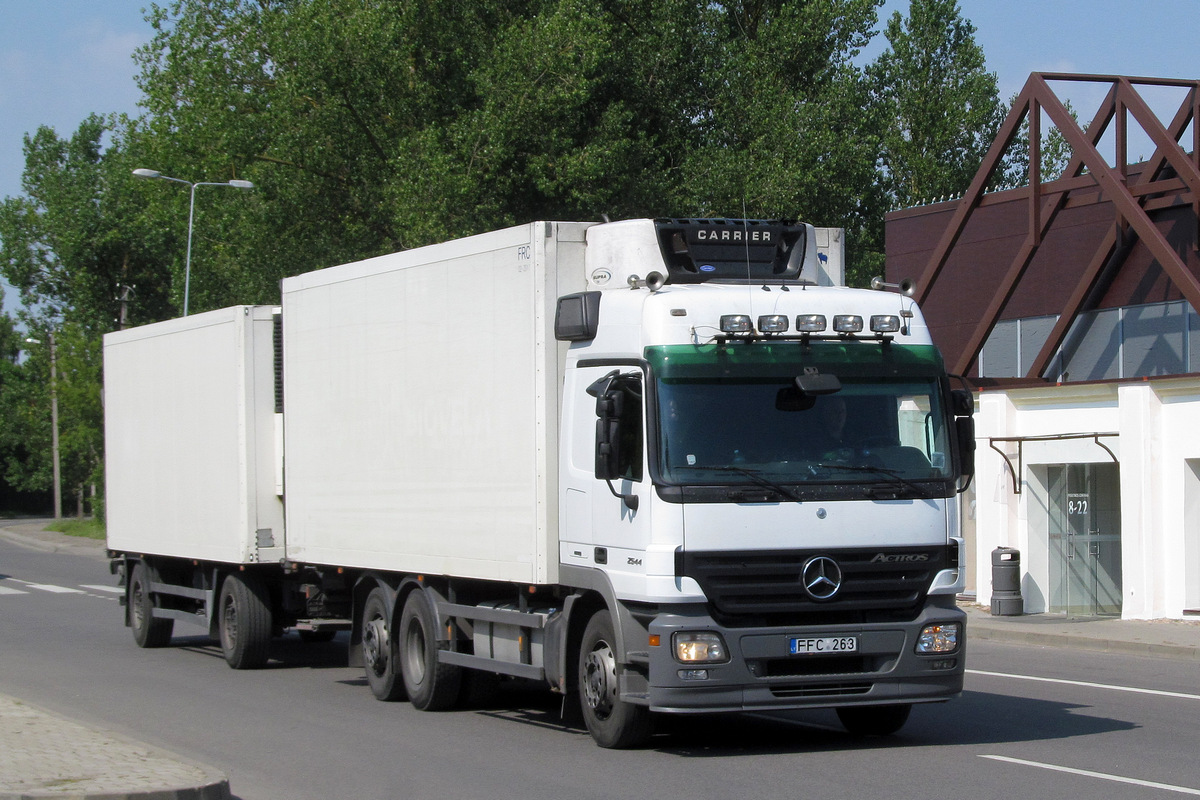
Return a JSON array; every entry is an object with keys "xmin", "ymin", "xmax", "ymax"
[
  {"xmin": 688, "ymin": 465, "xmax": 804, "ymax": 503},
  {"xmin": 814, "ymin": 463, "xmax": 934, "ymax": 498}
]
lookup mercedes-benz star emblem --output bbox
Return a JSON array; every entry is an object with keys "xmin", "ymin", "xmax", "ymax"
[{"xmin": 801, "ymin": 556, "xmax": 843, "ymax": 601}]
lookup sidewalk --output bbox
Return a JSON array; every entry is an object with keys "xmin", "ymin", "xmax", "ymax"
[
  {"xmin": 0, "ymin": 519, "xmax": 230, "ymax": 800},
  {"xmin": 0, "ymin": 694, "xmax": 229, "ymax": 800},
  {"xmin": 964, "ymin": 602, "xmax": 1200, "ymax": 660}
]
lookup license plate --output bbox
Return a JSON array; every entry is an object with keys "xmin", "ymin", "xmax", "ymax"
[{"xmin": 790, "ymin": 636, "xmax": 858, "ymax": 655}]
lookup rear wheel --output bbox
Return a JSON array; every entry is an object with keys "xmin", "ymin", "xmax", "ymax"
[
  {"xmin": 399, "ymin": 590, "xmax": 461, "ymax": 710},
  {"xmin": 129, "ymin": 562, "xmax": 173, "ymax": 648},
  {"xmin": 218, "ymin": 572, "xmax": 272, "ymax": 669},
  {"xmin": 836, "ymin": 703, "xmax": 912, "ymax": 736},
  {"xmin": 362, "ymin": 587, "xmax": 406, "ymax": 701},
  {"xmin": 578, "ymin": 609, "xmax": 653, "ymax": 748}
]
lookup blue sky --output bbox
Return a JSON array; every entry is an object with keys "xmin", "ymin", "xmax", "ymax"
[{"xmin": 2, "ymin": 0, "xmax": 1199, "ymax": 310}]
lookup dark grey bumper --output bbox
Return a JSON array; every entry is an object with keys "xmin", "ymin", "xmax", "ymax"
[{"xmin": 644, "ymin": 603, "xmax": 965, "ymax": 713}]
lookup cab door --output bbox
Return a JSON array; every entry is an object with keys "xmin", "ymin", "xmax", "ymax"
[{"xmin": 560, "ymin": 365, "xmax": 651, "ymax": 579}]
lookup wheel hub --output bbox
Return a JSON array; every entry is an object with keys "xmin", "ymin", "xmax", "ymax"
[
  {"xmin": 363, "ymin": 618, "xmax": 389, "ymax": 675},
  {"xmin": 583, "ymin": 641, "xmax": 617, "ymax": 719},
  {"xmin": 221, "ymin": 596, "xmax": 238, "ymax": 648}
]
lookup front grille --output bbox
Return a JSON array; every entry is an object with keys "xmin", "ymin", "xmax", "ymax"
[{"xmin": 677, "ymin": 546, "xmax": 948, "ymax": 627}]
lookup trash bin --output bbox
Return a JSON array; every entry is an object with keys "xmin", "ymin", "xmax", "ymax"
[{"xmin": 990, "ymin": 547, "xmax": 1023, "ymax": 616}]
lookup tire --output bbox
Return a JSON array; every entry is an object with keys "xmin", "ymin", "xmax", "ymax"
[
  {"xmin": 399, "ymin": 590, "xmax": 461, "ymax": 711},
  {"xmin": 836, "ymin": 703, "xmax": 912, "ymax": 736},
  {"xmin": 578, "ymin": 609, "xmax": 653, "ymax": 748},
  {"xmin": 129, "ymin": 562, "xmax": 173, "ymax": 648},
  {"xmin": 218, "ymin": 572, "xmax": 273, "ymax": 669},
  {"xmin": 361, "ymin": 587, "xmax": 406, "ymax": 701}
]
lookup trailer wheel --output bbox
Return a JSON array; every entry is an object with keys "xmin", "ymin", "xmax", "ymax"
[
  {"xmin": 836, "ymin": 703, "xmax": 912, "ymax": 736},
  {"xmin": 129, "ymin": 562, "xmax": 173, "ymax": 648},
  {"xmin": 218, "ymin": 572, "xmax": 272, "ymax": 669},
  {"xmin": 398, "ymin": 590, "xmax": 461, "ymax": 711},
  {"xmin": 578, "ymin": 609, "xmax": 653, "ymax": 748},
  {"xmin": 362, "ymin": 587, "xmax": 406, "ymax": 701}
]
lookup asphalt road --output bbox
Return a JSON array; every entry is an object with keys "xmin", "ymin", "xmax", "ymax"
[{"xmin": 1, "ymin": 537, "xmax": 1197, "ymax": 800}]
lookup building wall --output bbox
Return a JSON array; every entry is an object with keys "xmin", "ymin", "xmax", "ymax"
[
  {"xmin": 885, "ymin": 174, "xmax": 1200, "ymax": 377},
  {"xmin": 974, "ymin": 378, "xmax": 1200, "ymax": 619}
]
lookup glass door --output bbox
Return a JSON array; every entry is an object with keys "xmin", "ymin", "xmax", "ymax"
[{"xmin": 1047, "ymin": 463, "xmax": 1122, "ymax": 617}]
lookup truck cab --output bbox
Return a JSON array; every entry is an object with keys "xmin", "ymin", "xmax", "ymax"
[{"xmin": 556, "ymin": 218, "xmax": 971, "ymax": 744}]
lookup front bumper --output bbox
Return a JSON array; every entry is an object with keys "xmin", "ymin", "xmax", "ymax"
[{"xmin": 644, "ymin": 602, "xmax": 965, "ymax": 713}]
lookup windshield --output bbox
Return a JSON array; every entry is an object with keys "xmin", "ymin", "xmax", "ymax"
[{"xmin": 650, "ymin": 344, "xmax": 953, "ymax": 492}]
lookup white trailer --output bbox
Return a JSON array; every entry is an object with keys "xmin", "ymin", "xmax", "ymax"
[{"xmin": 106, "ymin": 218, "xmax": 973, "ymax": 747}]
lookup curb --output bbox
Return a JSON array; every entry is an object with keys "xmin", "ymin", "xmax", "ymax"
[
  {"xmin": 0, "ymin": 526, "xmax": 107, "ymax": 558},
  {"xmin": 969, "ymin": 621, "xmax": 1200, "ymax": 661}
]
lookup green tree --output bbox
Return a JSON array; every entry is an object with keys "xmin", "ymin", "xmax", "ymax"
[
  {"xmin": 0, "ymin": 116, "xmax": 176, "ymax": 328},
  {"xmin": 0, "ymin": 117, "xmax": 168, "ymax": 515},
  {"xmin": 869, "ymin": 0, "xmax": 1003, "ymax": 207},
  {"xmin": 133, "ymin": 0, "xmax": 892, "ymax": 295},
  {"xmin": 997, "ymin": 95, "xmax": 1080, "ymax": 190}
]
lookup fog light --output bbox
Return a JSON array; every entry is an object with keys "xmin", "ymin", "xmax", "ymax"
[
  {"xmin": 673, "ymin": 631, "xmax": 729, "ymax": 663},
  {"xmin": 796, "ymin": 314, "xmax": 827, "ymax": 332},
  {"xmin": 720, "ymin": 314, "xmax": 753, "ymax": 333},
  {"xmin": 833, "ymin": 314, "xmax": 864, "ymax": 333},
  {"xmin": 870, "ymin": 315, "xmax": 901, "ymax": 333},
  {"xmin": 678, "ymin": 669, "xmax": 710, "ymax": 681},
  {"xmin": 758, "ymin": 314, "xmax": 789, "ymax": 333},
  {"xmin": 916, "ymin": 622, "xmax": 960, "ymax": 654}
]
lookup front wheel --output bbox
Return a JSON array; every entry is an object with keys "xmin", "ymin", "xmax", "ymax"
[
  {"xmin": 836, "ymin": 703, "xmax": 912, "ymax": 736},
  {"xmin": 578, "ymin": 609, "xmax": 653, "ymax": 748},
  {"xmin": 129, "ymin": 562, "xmax": 173, "ymax": 648},
  {"xmin": 218, "ymin": 572, "xmax": 272, "ymax": 669}
]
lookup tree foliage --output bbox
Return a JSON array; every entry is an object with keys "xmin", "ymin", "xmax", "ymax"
[
  {"xmin": 130, "ymin": 0, "xmax": 892, "ymax": 298},
  {"xmin": 869, "ymin": 0, "xmax": 1003, "ymax": 207}
]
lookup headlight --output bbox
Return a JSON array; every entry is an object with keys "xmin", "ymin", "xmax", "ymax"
[
  {"xmin": 673, "ymin": 631, "xmax": 729, "ymax": 663},
  {"xmin": 915, "ymin": 623, "xmax": 960, "ymax": 654}
]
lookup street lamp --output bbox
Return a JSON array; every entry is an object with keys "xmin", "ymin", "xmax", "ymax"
[
  {"xmin": 24, "ymin": 334, "xmax": 60, "ymax": 520},
  {"xmin": 133, "ymin": 169, "xmax": 255, "ymax": 316}
]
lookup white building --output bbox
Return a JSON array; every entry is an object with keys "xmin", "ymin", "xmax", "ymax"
[{"xmin": 884, "ymin": 73, "xmax": 1200, "ymax": 620}]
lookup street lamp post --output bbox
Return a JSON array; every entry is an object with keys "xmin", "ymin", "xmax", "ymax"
[
  {"xmin": 133, "ymin": 169, "xmax": 254, "ymax": 316},
  {"xmin": 24, "ymin": 333, "xmax": 60, "ymax": 520}
]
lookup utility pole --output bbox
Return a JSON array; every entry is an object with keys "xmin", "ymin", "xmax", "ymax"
[{"xmin": 24, "ymin": 333, "xmax": 61, "ymax": 519}]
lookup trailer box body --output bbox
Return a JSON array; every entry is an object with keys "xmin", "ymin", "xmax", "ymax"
[
  {"xmin": 104, "ymin": 305, "xmax": 284, "ymax": 564},
  {"xmin": 279, "ymin": 221, "xmax": 591, "ymax": 583}
]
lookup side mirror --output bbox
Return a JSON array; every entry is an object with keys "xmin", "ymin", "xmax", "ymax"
[
  {"xmin": 588, "ymin": 373, "xmax": 623, "ymax": 480},
  {"xmin": 955, "ymin": 416, "xmax": 975, "ymax": 486},
  {"xmin": 586, "ymin": 371, "xmax": 639, "ymax": 511},
  {"xmin": 951, "ymin": 388, "xmax": 974, "ymax": 417},
  {"xmin": 594, "ymin": 409, "xmax": 623, "ymax": 482}
]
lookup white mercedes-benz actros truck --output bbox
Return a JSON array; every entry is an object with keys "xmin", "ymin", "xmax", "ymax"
[{"xmin": 105, "ymin": 218, "xmax": 973, "ymax": 748}]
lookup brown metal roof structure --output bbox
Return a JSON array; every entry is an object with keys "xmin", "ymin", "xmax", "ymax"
[{"xmin": 886, "ymin": 73, "xmax": 1199, "ymax": 381}]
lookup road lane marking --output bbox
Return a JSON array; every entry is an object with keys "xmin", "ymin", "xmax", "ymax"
[
  {"xmin": 22, "ymin": 583, "xmax": 86, "ymax": 594},
  {"xmin": 980, "ymin": 755, "xmax": 1200, "ymax": 796},
  {"xmin": 967, "ymin": 669, "xmax": 1200, "ymax": 701},
  {"xmin": 80, "ymin": 584, "xmax": 123, "ymax": 594},
  {"xmin": 0, "ymin": 585, "xmax": 28, "ymax": 595}
]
